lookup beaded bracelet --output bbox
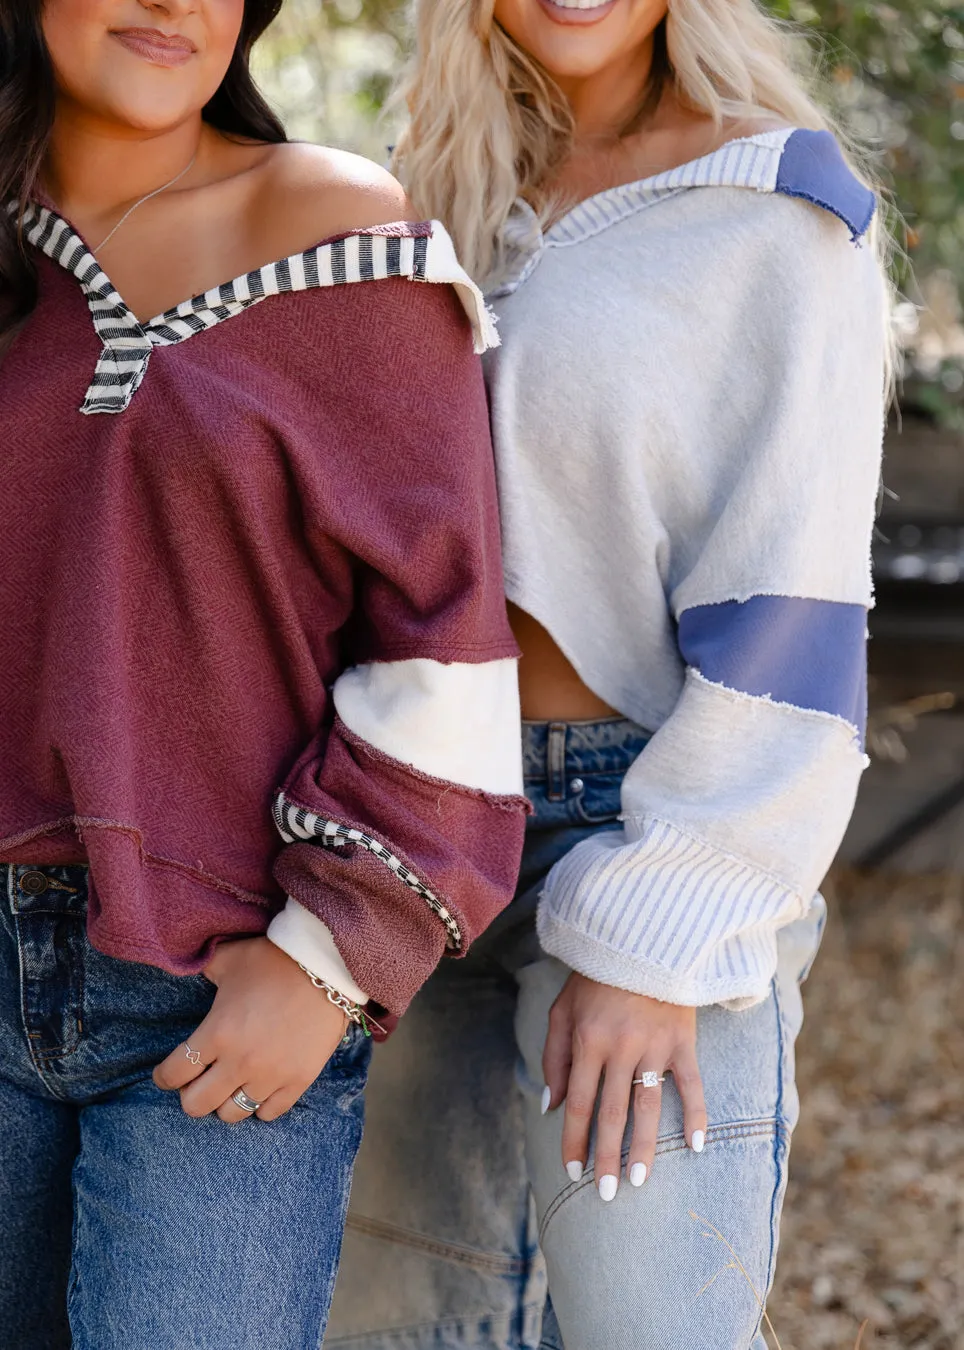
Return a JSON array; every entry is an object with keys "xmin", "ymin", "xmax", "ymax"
[{"xmin": 297, "ymin": 963, "xmax": 385, "ymax": 1038}]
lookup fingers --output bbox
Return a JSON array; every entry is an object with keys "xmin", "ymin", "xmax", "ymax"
[
  {"xmin": 672, "ymin": 1044, "xmax": 708, "ymax": 1153},
  {"xmin": 153, "ymin": 1037, "xmax": 215, "ymax": 1092},
  {"xmin": 592, "ymin": 1062, "xmax": 635, "ymax": 1202},
  {"xmin": 178, "ymin": 1063, "xmax": 241, "ymax": 1119},
  {"xmin": 542, "ymin": 996, "xmax": 574, "ymax": 1115},
  {"xmin": 626, "ymin": 1067, "xmax": 665, "ymax": 1189},
  {"xmin": 215, "ymin": 1084, "xmax": 271, "ymax": 1124},
  {"xmin": 254, "ymin": 1084, "xmax": 306, "ymax": 1122},
  {"xmin": 541, "ymin": 976, "xmax": 708, "ymax": 1202},
  {"xmin": 560, "ymin": 1041, "xmax": 603, "ymax": 1184}
]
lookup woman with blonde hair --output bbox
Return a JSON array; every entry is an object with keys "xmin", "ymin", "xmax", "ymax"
[{"xmin": 328, "ymin": 1, "xmax": 889, "ymax": 1346}]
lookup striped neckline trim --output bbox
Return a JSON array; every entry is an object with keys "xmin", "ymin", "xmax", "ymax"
[
  {"xmin": 549, "ymin": 128, "xmax": 794, "ymax": 245},
  {"xmin": 20, "ymin": 205, "xmax": 495, "ymax": 415},
  {"xmin": 494, "ymin": 128, "xmax": 875, "ymax": 298},
  {"xmin": 495, "ymin": 129, "xmax": 795, "ymax": 297}
]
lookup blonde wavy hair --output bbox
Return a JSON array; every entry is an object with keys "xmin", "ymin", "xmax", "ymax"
[{"xmin": 392, "ymin": 0, "xmax": 884, "ymax": 290}]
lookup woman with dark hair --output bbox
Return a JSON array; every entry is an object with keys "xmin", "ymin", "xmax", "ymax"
[{"xmin": 0, "ymin": 0, "xmax": 528, "ymax": 1344}]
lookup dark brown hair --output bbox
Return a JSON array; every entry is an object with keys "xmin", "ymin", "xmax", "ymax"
[{"xmin": 0, "ymin": 0, "xmax": 287, "ymax": 345}]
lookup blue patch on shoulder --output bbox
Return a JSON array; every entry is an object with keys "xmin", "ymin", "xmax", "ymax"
[
  {"xmin": 775, "ymin": 129, "xmax": 876, "ymax": 242},
  {"xmin": 678, "ymin": 595, "xmax": 868, "ymax": 742}
]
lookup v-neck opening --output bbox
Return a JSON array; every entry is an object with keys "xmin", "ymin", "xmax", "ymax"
[
  {"xmin": 543, "ymin": 128, "xmax": 793, "ymax": 241},
  {"xmin": 18, "ymin": 202, "xmax": 494, "ymax": 415},
  {"xmin": 491, "ymin": 128, "xmax": 796, "ymax": 299},
  {"xmin": 24, "ymin": 202, "xmax": 435, "ymax": 329}
]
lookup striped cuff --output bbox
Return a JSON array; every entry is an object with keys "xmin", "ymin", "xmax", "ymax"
[{"xmin": 536, "ymin": 819, "xmax": 807, "ymax": 1008}]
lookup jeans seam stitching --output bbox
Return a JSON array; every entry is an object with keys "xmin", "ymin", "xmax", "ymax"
[
  {"xmin": 538, "ymin": 1120, "xmax": 780, "ymax": 1243},
  {"xmin": 345, "ymin": 1215, "xmax": 528, "ymax": 1275},
  {"xmin": 754, "ymin": 976, "xmax": 791, "ymax": 1347},
  {"xmin": 13, "ymin": 915, "xmax": 73, "ymax": 1097}
]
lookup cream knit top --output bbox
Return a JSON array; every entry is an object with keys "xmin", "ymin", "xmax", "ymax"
[{"xmin": 485, "ymin": 128, "xmax": 887, "ymax": 1008}]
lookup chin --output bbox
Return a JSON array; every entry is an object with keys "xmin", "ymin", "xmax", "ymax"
[
  {"xmin": 539, "ymin": 45, "xmax": 628, "ymax": 80},
  {"xmin": 503, "ymin": 0, "xmax": 637, "ymax": 77},
  {"xmin": 525, "ymin": 28, "xmax": 632, "ymax": 80},
  {"xmin": 97, "ymin": 88, "xmax": 203, "ymax": 136},
  {"xmin": 496, "ymin": 0, "xmax": 665, "ymax": 84}
]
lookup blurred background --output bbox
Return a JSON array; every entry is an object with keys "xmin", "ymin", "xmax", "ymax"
[{"xmin": 254, "ymin": 6, "xmax": 964, "ymax": 1347}]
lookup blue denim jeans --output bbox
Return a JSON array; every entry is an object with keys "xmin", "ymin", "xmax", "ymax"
[
  {"xmin": 0, "ymin": 862, "xmax": 370, "ymax": 1350},
  {"xmin": 327, "ymin": 718, "xmax": 825, "ymax": 1350}
]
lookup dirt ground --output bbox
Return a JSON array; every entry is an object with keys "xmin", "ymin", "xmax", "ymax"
[{"xmin": 767, "ymin": 871, "xmax": 964, "ymax": 1350}]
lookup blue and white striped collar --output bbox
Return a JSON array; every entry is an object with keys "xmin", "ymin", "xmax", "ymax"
[
  {"xmin": 19, "ymin": 204, "xmax": 497, "ymax": 415},
  {"xmin": 493, "ymin": 127, "xmax": 876, "ymax": 298}
]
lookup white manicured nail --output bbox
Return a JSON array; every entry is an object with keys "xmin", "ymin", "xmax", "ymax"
[
  {"xmin": 565, "ymin": 1160, "xmax": 584, "ymax": 1182},
  {"xmin": 630, "ymin": 1162, "xmax": 647, "ymax": 1187},
  {"xmin": 692, "ymin": 1130, "xmax": 705, "ymax": 1154},
  {"xmin": 598, "ymin": 1174, "xmax": 618, "ymax": 1203},
  {"xmin": 541, "ymin": 1086, "xmax": 551, "ymax": 1115}
]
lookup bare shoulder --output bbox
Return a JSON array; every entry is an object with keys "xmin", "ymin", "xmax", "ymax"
[{"xmin": 250, "ymin": 142, "xmax": 416, "ymax": 259}]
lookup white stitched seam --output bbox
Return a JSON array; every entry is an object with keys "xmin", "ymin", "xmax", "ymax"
[{"xmin": 687, "ymin": 668, "xmax": 866, "ymax": 744}]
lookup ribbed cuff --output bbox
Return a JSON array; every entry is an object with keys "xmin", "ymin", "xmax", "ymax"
[{"xmin": 537, "ymin": 818, "xmax": 806, "ymax": 1008}]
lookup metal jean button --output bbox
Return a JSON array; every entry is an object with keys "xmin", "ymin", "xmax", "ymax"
[
  {"xmin": 19, "ymin": 870, "xmax": 49, "ymax": 896},
  {"xmin": 570, "ymin": 777, "xmax": 585, "ymax": 795}
]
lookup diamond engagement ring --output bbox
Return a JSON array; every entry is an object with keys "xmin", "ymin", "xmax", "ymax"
[
  {"xmin": 632, "ymin": 1072, "xmax": 666, "ymax": 1089},
  {"xmin": 231, "ymin": 1089, "xmax": 261, "ymax": 1114}
]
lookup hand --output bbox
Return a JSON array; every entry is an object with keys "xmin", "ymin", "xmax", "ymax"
[
  {"xmin": 153, "ymin": 937, "xmax": 350, "ymax": 1122},
  {"xmin": 542, "ymin": 972, "xmax": 706, "ymax": 1201}
]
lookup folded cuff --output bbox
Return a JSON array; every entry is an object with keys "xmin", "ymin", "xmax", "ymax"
[
  {"xmin": 267, "ymin": 898, "xmax": 370, "ymax": 1005},
  {"xmin": 537, "ymin": 818, "xmax": 807, "ymax": 1008}
]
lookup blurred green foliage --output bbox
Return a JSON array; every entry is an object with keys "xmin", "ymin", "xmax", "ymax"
[
  {"xmin": 771, "ymin": 2, "xmax": 964, "ymax": 282},
  {"xmin": 771, "ymin": 2, "xmax": 964, "ymax": 424},
  {"xmin": 251, "ymin": 0, "xmax": 405, "ymax": 157}
]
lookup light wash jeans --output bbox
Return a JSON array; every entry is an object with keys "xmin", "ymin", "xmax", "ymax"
[
  {"xmin": 0, "ymin": 862, "xmax": 370, "ymax": 1350},
  {"xmin": 327, "ymin": 718, "xmax": 824, "ymax": 1350}
]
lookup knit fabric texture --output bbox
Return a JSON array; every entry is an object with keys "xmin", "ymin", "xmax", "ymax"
[
  {"xmin": 485, "ymin": 128, "xmax": 888, "ymax": 1008},
  {"xmin": 2, "ymin": 215, "xmax": 526, "ymax": 1015}
]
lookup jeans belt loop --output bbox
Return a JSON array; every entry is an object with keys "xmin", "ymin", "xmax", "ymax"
[{"xmin": 547, "ymin": 722, "xmax": 567, "ymax": 802}]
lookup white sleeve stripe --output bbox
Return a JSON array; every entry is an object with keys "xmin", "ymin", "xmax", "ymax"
[
  {"xmin": 332, "ymin": 658, "xmax": 523, "ymax": 796},
  {"xmin": 267, "ymin": 898, "xmax": 371, "ymax": 1005}
]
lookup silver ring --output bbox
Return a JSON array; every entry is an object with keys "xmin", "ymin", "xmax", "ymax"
[
  {"xmin": 231, "ymin": 1089, "xmax": 261, "ymax": 1114},
  {"xmin": 632, "ymin": 1072, "xmax": 665, "ymax": 1089},
  {"xmin": 184, "ymin": 1044, "xmax": 204, "ymax": 1067}
]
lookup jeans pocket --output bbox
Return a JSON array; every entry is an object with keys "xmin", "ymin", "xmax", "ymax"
[
  {"xmin": 300, "ymin": 1021, "xmax": 372, "ymax": 1118},
  {"xmin": 571, "ymin": 773, "xmax": 623, "ymax": 825}
]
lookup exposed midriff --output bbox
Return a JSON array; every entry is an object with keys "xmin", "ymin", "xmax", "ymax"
[{"xmin": 508, "ymin": 605, "xmax": 619, "ymax": 722}]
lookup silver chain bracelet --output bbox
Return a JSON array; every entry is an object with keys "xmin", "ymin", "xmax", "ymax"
[{"xmin": 297, "ymin": 964, "xmax": 384, "ymax": 1038}]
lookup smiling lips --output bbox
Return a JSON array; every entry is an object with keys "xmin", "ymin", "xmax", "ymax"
[
  {"xmin": 535, "ymin": 0, "xmax": 620, "ymax": 24},
  {"xmin": 111, "ymin": 27, "xmax": 196, "ymax": 66}
]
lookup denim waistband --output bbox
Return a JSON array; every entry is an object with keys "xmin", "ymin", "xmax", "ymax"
[
  {"xmin": 3, "ymin": 863, "xmax": 89, "ymax": 915},
  {"xmin": 521, "ymin": 716, "xmax": 651, "ymax": 827}
]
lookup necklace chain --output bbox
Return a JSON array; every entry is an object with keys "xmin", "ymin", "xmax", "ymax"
[{"xmin": 92, "ymin": 152, "xmax": 197, "ymax": 255}]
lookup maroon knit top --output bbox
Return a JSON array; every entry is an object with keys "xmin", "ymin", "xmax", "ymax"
[{"xmin": 0, "ymin": 209, "xmax": 527, "ymax": 1015}]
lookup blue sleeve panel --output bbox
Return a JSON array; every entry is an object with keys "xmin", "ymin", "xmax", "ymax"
[
  {"xmin": 677, "ymin": 594, "xmax": 868, "ymax": 741},
  {"xmin": 775, "ymin": 129, "xmax": 876, "ymax": 242}
]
